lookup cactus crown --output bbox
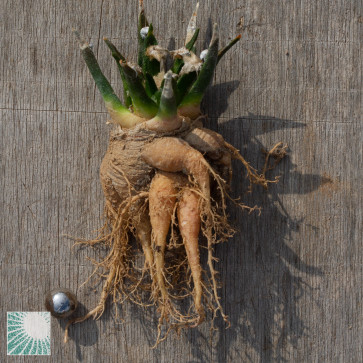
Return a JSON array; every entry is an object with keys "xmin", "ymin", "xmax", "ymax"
[{"xmin": 75, "ymin": 2, "xmax": 241, "ymax": 127}]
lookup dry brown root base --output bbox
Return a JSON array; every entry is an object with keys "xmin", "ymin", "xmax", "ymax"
[
  {"xmin": 64, "ymin": 119, "xmax": 286, "ymax": 346},
  {"xmin": 64, "ymin": 178, "xmax": 235, "ymax": 346},
  {"xmin": 64, "ymin": 192, "xmax": 149, "ymax": 343}
]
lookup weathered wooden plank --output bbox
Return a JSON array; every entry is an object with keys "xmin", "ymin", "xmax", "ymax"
[{"xmin": 1, "ymin": 0, "xmax": 362, "ymax": 362}]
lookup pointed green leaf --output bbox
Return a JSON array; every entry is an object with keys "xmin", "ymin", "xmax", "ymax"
[
  {"xmin": 144, "ymin": 72, "xmax": 158, "ymax": 98},
  {"xmin": 138, "ymin": 6, "xmax": 149, "ymax": 67},
  {"xmin": 74, "ymin": 30, "xmax": 143, "ymax": 127},
  {"xmin": 186, "ymin": 28, "xmax": 200, "ymax": 50},
  {"xmin": 217, "ymin": 34, "xmax": 241, "ymax": 64},
  {"xmin": 156, "ymin": 71, "xmax": 177, "ymax": 120},
  {"xmin": 74, "ymin": 32, "xmax": 125, "ymax": 111},
  {"xmin": 103, "ymin": 38, "xmax": 132, "ymax": 107},
  {"xmin": 120, "ymin": 61, "xmax": 158, "ymax": 118},
  {"xmin": 179, "ymin": 23, "xmax": 219, "ymax": 110},
  {"xmin": 176, "ymin": 72, "xmax": 197, "ymax": 105},
  {"xmin": 142, "ymin": 24, "xmax": 160, "ymax": 76}
]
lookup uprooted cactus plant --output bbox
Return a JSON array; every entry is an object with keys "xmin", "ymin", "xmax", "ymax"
[{"xmin": 65, "ymin": 1, "xmax": 286, "ymax": 346}]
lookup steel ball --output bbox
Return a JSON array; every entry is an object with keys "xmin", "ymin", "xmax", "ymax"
[{"xmin": 45, "ymin": 288, "xmax": 78, "ymax": 318}]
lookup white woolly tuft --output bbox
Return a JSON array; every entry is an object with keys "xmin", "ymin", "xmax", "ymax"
[
  {"xmin": 200, "ymin": 49, "xmax": 208, "ymax": 61},
  {"xmin": 140, "ymin": 26, "xmax": 149, "ymax": 39}
]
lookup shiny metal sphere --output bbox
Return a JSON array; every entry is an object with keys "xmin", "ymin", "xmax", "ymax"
[{"xmin": 45, "ymin": 288, "xmax": 78, "ymax": 318}]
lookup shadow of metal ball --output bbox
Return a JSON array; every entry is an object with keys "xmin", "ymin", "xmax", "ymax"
[{"xmin": 45, "ymin": 288, "xmax": 78, "ymax": 318}]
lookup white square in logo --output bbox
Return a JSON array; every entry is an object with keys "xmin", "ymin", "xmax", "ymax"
[{"xmin": 7, "ymin": 312, "xmax": 51, "ymax": 355}]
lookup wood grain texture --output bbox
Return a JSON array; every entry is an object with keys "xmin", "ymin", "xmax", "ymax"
[{"xmin": 1, "ymin": 0, "xmax": 362, "ymax": 361}]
